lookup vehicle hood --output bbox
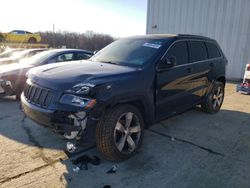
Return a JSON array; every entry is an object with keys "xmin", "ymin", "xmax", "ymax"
[
  {"xmin": 0, "ymin": 63, "xmax": 34, "ymax": 76},
  {"xmin": 28, "ymin": 60, "xmax": 140, "ymax": 90}
]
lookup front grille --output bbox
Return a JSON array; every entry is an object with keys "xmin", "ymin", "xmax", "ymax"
[{"xmin": 24, "ymin": 83, "xmax": 53, "ymax": 108}]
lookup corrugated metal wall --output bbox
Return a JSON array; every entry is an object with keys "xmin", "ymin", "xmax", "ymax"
[{"xmin": 146, "ymin": 0, "xmax": 250, "ymax": 80}]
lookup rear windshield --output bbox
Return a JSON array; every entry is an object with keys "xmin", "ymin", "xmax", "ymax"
[{"xmin": 90, "ymin": 38, "xmax": 168, "ymax": 67}]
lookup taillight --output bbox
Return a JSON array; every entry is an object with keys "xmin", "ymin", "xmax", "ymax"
[
  {"xmin": 247, "ymin": 64, "xmax": 250, "ymax": 71},
  {"xmin": 241, "ymin": 82, "xmax": 250, "ymax": 87}
]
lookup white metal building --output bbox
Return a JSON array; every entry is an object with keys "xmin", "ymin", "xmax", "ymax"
[{"xmin": 146, "ymin": 0, "xmax": 250, "ymax": 80}]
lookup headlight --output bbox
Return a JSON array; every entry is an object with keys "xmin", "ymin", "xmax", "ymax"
[
  {"xmin": 0, "ymin": 79, "xmax": 12, "ymax": 87},
  {"xmin": 67, "ymin": 83, "xmax": 95, "ymax": 94},
  {"xmin": 60, "ymin": 94, "xmax": 96, "ymax": 108},
  {"xmin": 25, "ymin": 71, "xmax": 30, "ymax": 78},
  {"xmin": 5, "ymin": 80, "xmax": 12, "ymax": 86}
]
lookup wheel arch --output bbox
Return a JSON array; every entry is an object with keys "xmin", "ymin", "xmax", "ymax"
[
  {"xmin": 105, "ymin": 97, "xmax": 153, "ymax": 127},
  {"xmin": 216, "ymin": 76, "xmax": 226, "ymax": 86},
  {"xmin": 28, "ymin": 37, "xmax": 37, "ymax": 43}
]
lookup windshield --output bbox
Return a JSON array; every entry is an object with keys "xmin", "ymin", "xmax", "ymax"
[
  {"xmin": 0, "ymin": 49, "xmax": 22, "ymax": 58},
  {"xmin": 10, "ymin": 50, "xmax": 34, "ymax": 60},
  {"xmin": 20, "ymin": 50, "xmax": 58, "ymax": 65},
  {"xmin": 90, "ymin": 38, "xmax": 167, "ymax": 67}
]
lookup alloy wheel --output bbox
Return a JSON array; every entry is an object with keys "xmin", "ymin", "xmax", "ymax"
[
  {"xmin": 114, "ymin": 112, "xmax": 141, "ymax": 154},
  {"xmin": 212, "ymin": 86, "xmax": 224, "ymax": 109}
]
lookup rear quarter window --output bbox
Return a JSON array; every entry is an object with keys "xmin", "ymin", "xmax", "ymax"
[
  {"xmin": 206, "ymin": 42, "xmax": 221, "ymax": 58},
  {"xmin": 189, "ymin": 41, "xmax": 208, "ymax": 62}
]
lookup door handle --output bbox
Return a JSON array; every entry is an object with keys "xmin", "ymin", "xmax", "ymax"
[{"xmin": 187, "ymin": 67, "xmax": 192, "ymax": 73}]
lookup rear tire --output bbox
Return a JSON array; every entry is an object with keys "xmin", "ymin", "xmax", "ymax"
[
  {"xmin": 0, "ymin": 33, "xmax": 5, "ymax": 42},
  {"xmin": 201, "ymin": 81, "xmax": 225, "ymax": 113},
  {"xmin": 28, "ymin": 37, "xmax": 37, "ymax": 43},
  {"xmin": 96, "ymin": 104, "xmax": 144, "ymax": 161}
]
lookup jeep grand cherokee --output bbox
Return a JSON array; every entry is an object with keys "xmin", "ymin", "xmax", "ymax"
[{"xmin": 21, "ymin": 34, "xmax": 227, "ymax": 161}]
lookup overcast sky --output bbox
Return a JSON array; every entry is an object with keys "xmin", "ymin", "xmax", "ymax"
[{"xmin": 1, "ymin": 0, "xmax": 147, "ymax": 37}]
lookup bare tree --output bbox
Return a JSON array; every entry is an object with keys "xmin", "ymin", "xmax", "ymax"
[{"xmin": 39, "ymin": 31, "xmax": 115, "ymax": 51}]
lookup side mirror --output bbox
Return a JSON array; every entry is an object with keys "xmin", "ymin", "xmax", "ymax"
[{"xmin": 158, "ymin": 56, "xmax": 176, "ymax": 70}]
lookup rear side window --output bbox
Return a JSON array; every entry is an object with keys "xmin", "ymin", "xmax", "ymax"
[
  {"xmin": 189, "ymin": 41, "xmax": 208, "ymax": 62},
  {"xmin": 167, "ymin": 41, "xmax": 188, "ymax": 65},
  {"xmin": 11, "ymin": 30, "xmax": 25, "ymax": 34},
  {"xmin": 206, "ymin": 42, "xmax": 221, "ymax": 58},
  {"xmin": 74, "ymin": 52, "xmax": 91, "ymax": 60}
]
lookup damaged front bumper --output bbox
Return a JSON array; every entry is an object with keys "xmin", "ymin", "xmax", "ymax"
[{"xmin": 21, "ymin": 93, "xmax": 99, "ymax": 139}]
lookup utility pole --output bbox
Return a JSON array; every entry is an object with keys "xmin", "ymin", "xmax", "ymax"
[{"xmin": 53, "ymin": 24, "xmax": 55, "ymax": 48}]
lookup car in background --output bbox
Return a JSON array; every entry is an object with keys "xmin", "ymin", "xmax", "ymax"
[
  {"xmin": 0, "ymin": 48, "xmax": 24, "ymax": 59},
  {"xmin": 0, "ymin": 49, "xmax": 93, "ymax": 99},
  {"xmin": 1, "ymin": 30, "xmax": 42, "ymax": 43},
  {"xmin": 0, "ymin": 49, "xmax": 46, "ymax": 65}
]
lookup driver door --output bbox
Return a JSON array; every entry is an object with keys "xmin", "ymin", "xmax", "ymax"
[{"xmin": 156, "ymin": 40, "xmax": 195, "ymax": 120}]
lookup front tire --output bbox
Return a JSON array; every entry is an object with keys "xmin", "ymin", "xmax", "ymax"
[
  {"xmin": 96, "ymin": 104, "xmax": 144, "ymax": 161},
  {"xmin": 201, "ymin": 81, "xmax": 225, "ymax": 113}
]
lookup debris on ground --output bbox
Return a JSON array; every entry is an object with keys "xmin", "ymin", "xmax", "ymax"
[
  {"xmin": 171, "ymin": 137, "xmax": 175, "ymax": 141},
  {"xmin": 106, "ymin": 165, "xmax": 118, "ymax": 174},
  {"xmin": 72, "ymin": 166, "xmax": 81, "ymax": 173},
  {"xmin": 66, "ymin": 142, "xmax": 77, "ymax": 153},
  {"xmin": 71, "ymin": 155, "xmax": 101, "ymax": 172}
]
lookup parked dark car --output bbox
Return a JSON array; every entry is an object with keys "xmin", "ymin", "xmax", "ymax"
[
  {"xmin": 0, "ymin": 48, "xmax": 46, "ymax": 65},
  {"xmin": 21, "ymin": 34, "xmax": 227, "ymax": 161},
  {"xmin": 0, "ymin": 49, "xmax": 93, "ymax": 99}
]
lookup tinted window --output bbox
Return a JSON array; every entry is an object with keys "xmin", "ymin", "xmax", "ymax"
[
  {"xmin": 11, "ymin": 30, "xmax": 25, "ymax": 34},
  {"xmin": 56, "ymin": 53, "xmax": 74, "ymax": 62},
  {"xmin": 206, "ymin": 42, "xmax": 221, "ymax": 58},
  {"xmin": 75, "ymin": 52, "xmax": 91, "ymax": 60},
  {"xmin": 167, "ymin": 41, "xmax": 188, "ymax": 65},
  {"xmin": 189, "ymin": 41, "xmax": 208, "ymax": 62}
]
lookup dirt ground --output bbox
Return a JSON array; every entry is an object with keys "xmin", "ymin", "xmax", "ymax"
[{"xmin": 0, "ymin": 83, "xmax": 249, "ymax": 188}]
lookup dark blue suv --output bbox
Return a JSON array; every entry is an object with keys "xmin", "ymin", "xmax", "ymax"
[{"xmin": 21, "ymin": 34, "xmax": 227, "ymax": 161}]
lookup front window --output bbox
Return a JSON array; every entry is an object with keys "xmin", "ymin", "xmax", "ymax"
[
  {"xmin": 56, "ymin": 53, "xmax": 74, "ymax": 62},
  {"xmin": 90, "ymin": 38, "xmax": 168, "ymax": 67}
]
